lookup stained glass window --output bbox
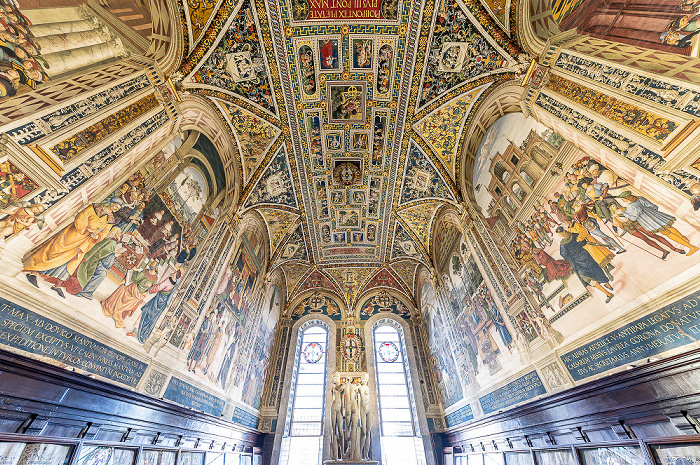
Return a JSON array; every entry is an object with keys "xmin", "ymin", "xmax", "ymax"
[
  {"xmin": 303, "ymin": 342, "xmax": 324, "ymax": 363},
  {"xmin": 373, "ymin": 321, "xmax": 427, "ymax": 465},
  {"xmin": 378, "ymin": 342, "xmax": 399, "ymax": 362},
  {"xmin": 280, "ymin": 323, "xmax": 328, "ymax": 465}
]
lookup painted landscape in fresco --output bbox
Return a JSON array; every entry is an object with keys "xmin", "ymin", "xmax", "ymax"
[
  {"xmin": 241, "ymin": 284, "xmax": 280, "ymax": 409},
  {"xmin": 475, "ymin": 113, "xmax": 700, "ymax": 342},
  {"xmin": 433, "ymin": 229, "xmax": 522, "ymax": 405},
  {"xmin": 421, "ymin": 282, "xmax": 464, "ymax": 407}
]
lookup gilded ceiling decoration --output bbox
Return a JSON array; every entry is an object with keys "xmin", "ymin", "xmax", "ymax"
[{"xmin": 176, "ymin": 0, "xmax": 521, "ymax": 303}]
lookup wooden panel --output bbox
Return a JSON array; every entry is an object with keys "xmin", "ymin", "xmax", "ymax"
[
  {"xmin": 443, "ymin": 349, "xmax": 700, "ymax": 448},
  {"xmin": 0, "ymin": 348, "xmax": 262, "ymax": 448}
]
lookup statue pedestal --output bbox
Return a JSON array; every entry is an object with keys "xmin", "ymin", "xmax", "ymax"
[{"xmin": 324, "ymin": 461, "xmax": 379, "ymax": 465}]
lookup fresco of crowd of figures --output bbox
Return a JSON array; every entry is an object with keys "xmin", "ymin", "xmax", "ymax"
[{"xmin": 1, "ymin": 0, "xmax": 700, "ymax": 434}]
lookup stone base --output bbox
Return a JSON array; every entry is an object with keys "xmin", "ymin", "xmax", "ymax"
[{"xmin": 324, "ymin": 461, "xmax": 379, "ymax": 464}]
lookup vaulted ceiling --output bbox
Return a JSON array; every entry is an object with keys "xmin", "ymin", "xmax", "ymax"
[{"xmin": 175, "ymin": 0, "xmax": 522, "ymax": 308}]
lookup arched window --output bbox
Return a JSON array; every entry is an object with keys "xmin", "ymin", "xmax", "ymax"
[
  {"xmin": 520, "ymin": 170, "xmax": 535, "ymax": 186},
  {"xmin": 511, "ymin": 182, "xmax": 526, "ymax": 201},
  {"xmin": 373, "ymin": 320, "xmax": 426, "ymax": 465},
  {"xmin": 280, "ymin": 321, "xmax": 329, "ymax": 465}
]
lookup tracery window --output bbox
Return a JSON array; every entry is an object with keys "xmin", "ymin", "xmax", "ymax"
[
  {"xmin": 372, "ymin": 320, "xmax": 426, "ymax": 465},
  {"xmin": 280, "ymin": 321, "xmax": 328, "ymax": 465}
]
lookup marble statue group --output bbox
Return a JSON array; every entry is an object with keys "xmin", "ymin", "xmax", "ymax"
[{"xmin": 329, "ymin": 372, "xmax": 372, "ymax": 462}]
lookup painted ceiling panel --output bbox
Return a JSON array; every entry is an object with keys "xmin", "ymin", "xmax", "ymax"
[
  {"xmin": 215, "ymin": 99, "xmax": 281, "ymax": 184},
  {"xmin": 178, "ymin": 0, "xmax": 521, "ymax": 277}
]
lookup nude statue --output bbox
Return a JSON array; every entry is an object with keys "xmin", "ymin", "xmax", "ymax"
[
  {"xmin": 330, "ymin": 373, "xmax": 344, "ymax": 460},
  {"xmin": 358, "ymin": 374, "xmax": 371, "ymax": 461},
  {"xmin": 345, "ymin": 380, "xmax": 362, "ymax": 462},
  {"xmin": 340, "ymin": 377, "xmax": 354, "ymax": 457}
]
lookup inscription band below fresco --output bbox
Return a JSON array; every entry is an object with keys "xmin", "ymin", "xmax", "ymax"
[
  {"xmin": 0, "ymin": 297, "xmax": 147, "ymax": 387},
  {"xmin": 561, "ymin": 289, "xmax": 700, "ymax": 382},
  {"xmin": 162, "ymin": 377, "xmax": 226, "ymax": 417},
  {"xmin": 479, "ymin": 371, "xmax": 547, "ymax": 415}
]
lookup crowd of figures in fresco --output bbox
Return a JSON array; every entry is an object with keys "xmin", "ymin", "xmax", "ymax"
[
  {"xmin": 0, "ymin": 0, "xmax": 48, "ymax": 98},
  {"xmin": 422, "ymin": 113, "xmax": 700, "ymax": 411},
  {"xmin": 421, "ymin": 230, "xmax": 519, "ymax": 408},
  {"xmin": 18, "ymin": 160, "xmax": 201, "ymax": 344},
  {"xmin": 183, "ymin": 224, "xmax": 279, "ymax": 406},
  {"xmin": 509, "ymin": 157, "xmax": 698, "ymax": 325},
  {"xmin": 514, "ymin": 156, "xmax": 699, "ymax": 307},
  {"xmin": 475, "ymin": 114, "xmax": 700, "ymax": 335},
  {"xmin": 0, "ymin": 129, "xmax": 281, "ymax": 408}
]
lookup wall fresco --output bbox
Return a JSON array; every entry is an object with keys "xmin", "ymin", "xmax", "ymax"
[
  {"xmin": 241, "ymin": 284, "xmax": 280, "ymax": 409},
  {"xmin": 0, "ymin": 1, "xmax": 49, "ymax": 100},
  {"xmin": 436, "ymin": 230, "xmax": 519, "ymax": 392},
  {"xmin": 552, "ymin": 0, "xmax": 700, "ymax": 56},
  {"xmin": 189, "ymin": 229, "xmax": 265, "ymax": 390},
  {"xmin": 421, "ymin": 281, "xmax": 464, "ymax": 408}
]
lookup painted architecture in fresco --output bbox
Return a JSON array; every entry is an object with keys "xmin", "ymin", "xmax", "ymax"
[
  {"xmin": 5, "ymin": 0, "xmax": 700, "ymax": 447},
  {"xmin": 475, "ymin": 112, "xmax": 700, "ymax": 365},
  {"xmin": 551, "ymin": 0, "xmax": 700, "ymax": 55}
]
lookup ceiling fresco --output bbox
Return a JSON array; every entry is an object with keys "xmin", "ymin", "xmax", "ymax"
[{"xmin": 176, "ymin": 0, "xmax": 521, "ymax": 305}]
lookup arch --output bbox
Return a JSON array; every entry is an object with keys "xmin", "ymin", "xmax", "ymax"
[
  {"xmin": 519, "ymin": 169, "xmax": 535, "ymax": 187},
  {"xmin": 362, "ymin": 312, "xmax": 435, "ymax": 463},
  {"xmin": 493, "ymin": 160, "xmax": 510, "ymax": 185},
  {"xmin": 510, "ymin": 181, "xmax": 527, "ymax": 202},
  {"xmin": 529, "ymin": 143, "xmax": 552, "ymax": 169},
  {"xmin": 179, "ymin": 95, "xmax": 242, "ymax": 210},
  {"xmin": 431, "ymin": 206, "xmax": 466, "ymax": 273},
  {"xmin": 516, "ymin": 0, "xmax": 563, "ymax": 57},
  {"xmin": 146, "ymin": 0, "xmax": 185, "ymax": 74},
  {"xmin": 271, "ymin": 314, "xmax": 338, "ymax": 465},
  {"xmin": 520, "ymin": 161, "xmax": 542, "ymax": 186},
  {"xmin": 458, "ymin": 81, "xmax": 526, "ymax": 207},
  {"xmin": 239, "ymin": 209, "xmax": 270, "ymax": 268},
  {"xmin": 503, "ymin": 195, "xmax": 518, "ymax": 214},
  {"xmin": 286, "ymin": 289, "xmax": 348, "ymax": 320},
  {"xmin": 355, "ymin": 288, "xmax": 416, "ymax": 321},
  {"xmin": 414, "ymin": 266, "xmax": 434, "ymax": 313},
  {"xmin": 267, "ymin": 267, "xmax": 287, "ymax": 313}
]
